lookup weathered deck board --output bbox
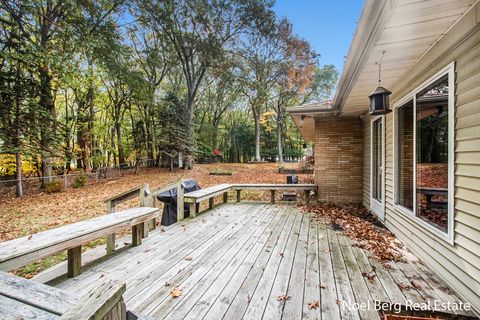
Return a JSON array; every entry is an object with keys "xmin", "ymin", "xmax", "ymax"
[
  {"xmin": 181, "ymin": 205, "xmax": 288, "ymax": 320},
  {"xmin": 0, "ymin": 271, "xmax": 77, "ymax": 315},
  {"xmin": 318, "ymin": 222, "xmax": 342, "ymax": 320},
  {"xmin": 0, "ymin": 295, "xmax": 57, "ymax": 320},
  {"xmin": 153, "ymin": 203, "xmax": 279, "ymax": 319},
  {"xmin": 241, "ymin": 205, "xmax": 302, "ymax": 320},
  {"xmin": 49, "ymin": 203, "xmax": 475, "ymax": 320},
  {"xmin": 302, "ymin": 216, "xmax": 321, "ymax": 320},
  {"xmin": 203, "ymin": 205, "xmax": 295, "ymax": 320},
  {"xmin": 328, "ymin": 228, "xmax": 361, "ymax": 320},
  {"xmin": 280, "ymin": 211, "xmax": 310, "ymax": 320},
  {"xmin": 337, "ymin": 234, "xmax": 380, "ymax": 320}
]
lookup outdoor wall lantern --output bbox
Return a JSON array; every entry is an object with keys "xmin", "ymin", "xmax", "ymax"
[{"xmin": 369, "ymin": 51, "xmax": 392, "ymax": 115}]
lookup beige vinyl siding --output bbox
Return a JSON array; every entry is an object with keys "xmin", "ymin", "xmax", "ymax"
[
  {"xmin": 361, "ymin": 5, "xmax": 480, "ymax": 311},
  {"xmin": 362, "ymin": 116, "xmax": 371, "ymax": 209}
]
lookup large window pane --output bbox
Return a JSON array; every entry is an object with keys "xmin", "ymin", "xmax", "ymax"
[
  {"xmin": 415, "ymin": 75, "xmax": 449, "ymax": 232},
  {"xmin": 397, "ymin": 101, "xmax": 414, "ymax": 210}
]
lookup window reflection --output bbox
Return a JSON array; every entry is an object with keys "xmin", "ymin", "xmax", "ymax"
[{"xmin": 415, "ymin": 75, "xmax": 449, "ymax": 232}]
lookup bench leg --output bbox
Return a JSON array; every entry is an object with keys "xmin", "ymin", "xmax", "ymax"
[
  {"xmin": 106, "ymin": 233, "xmax": 115, "ymax": 254},
  {"xmin": 209, "ymin": 197, "xmax": 214, "ymax": 210},
  {"xmin": 142, "ymin": 222, "xmax": 149, "ymax": 239},
  {"xmin": 189, "ymin": 203, "xmax": 197, "ymax": 218},
  {"xmin": 148, "ymin": 218, "xmax": 156, "ymax": 231},
  {"xmin": 236, "ymin": 190, "xmax": 241, "ymax": 202},
  {"xmin": 271, "ymin": 190, "xmax": 276, "ymax": 203},
  {"xmin": 223, "ymin": 192, "xmax": 228, "ymax": 203},
  {"xmin": 132, "ymin": 223, "xmax": 143, "ymax": 247},
  {"xmin": 68, "ymin": 246, "xmax": 82, "ymax": 278}
]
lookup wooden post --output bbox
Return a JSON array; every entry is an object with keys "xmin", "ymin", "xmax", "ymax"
[
  {"xmin": 132, "ymin": 223, "xmax": 143, "ymax": 246},
  {"xmin": 106, "ymin": 201, "xmax": 116, "ymax": 254},
  {"xmin": 270, "ymin": 190, "xmax": 276, "ymax": 203},
  {"xmin": 177, "ymin": 182, "xmax": 184, "ymax": 221},
  {"xmin": 189, "ymin": 203, "xmax": 197, "ymax": 218},
  {"xmin": 148, "ymin": 196, "xmax": 156, "ymax": 231},
  {"xmin": 209, "ymin": 197, "xmax": 214, "ymax": 210},
  {"xmin": 236, "ymin": 190, "xmax": 241, "ymax": 202},
  {"xmin": 223, "ymin": 192, "xmax": 228, "ymax": 203},
  {"xmin": 67, "ymin": 246, "xmax": 82, "ymax": 278},
  {"xmin": 139, "ymin": 185, "xmax": 150, "ymax": 238},
  {"xmin": 60, "ymin": 278, "xmax": 127, "ymax": 320}
]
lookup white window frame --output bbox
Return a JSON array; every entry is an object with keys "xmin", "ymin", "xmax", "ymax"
[{"xmin": 392, "ymin": 61, "xmax": 455, "ymax": 245}]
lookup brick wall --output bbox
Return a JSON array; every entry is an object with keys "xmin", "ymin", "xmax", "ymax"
[{"xmin": 314, "ymin": 116, "xmax": 363, "ymax": 204}]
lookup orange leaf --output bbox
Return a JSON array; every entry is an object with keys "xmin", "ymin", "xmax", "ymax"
[
  {"xmin": 307, "ymin": 300, "xmax": 320, "ymax": 310},
  {"xmin": 277, "ymin": 294, "xmax": 290, "ymax": 302},
  {"xmin": 170, "ymin": 287, "xmax": 182, "ymax": 298}
]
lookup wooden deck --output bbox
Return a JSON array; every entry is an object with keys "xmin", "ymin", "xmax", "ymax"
[{"xmin": 50, "ymin": 202, "xmax": 473, "ymax": 319}]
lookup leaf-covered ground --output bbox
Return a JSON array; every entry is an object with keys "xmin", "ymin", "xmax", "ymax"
[{"xmin": 0, "ymin": 163, "xmax": 311, "ymax": 242}]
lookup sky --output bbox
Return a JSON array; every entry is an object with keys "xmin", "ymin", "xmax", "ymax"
[{"xmin": 274, "ymin": 0, "xmax": 364, "ymax": 75}]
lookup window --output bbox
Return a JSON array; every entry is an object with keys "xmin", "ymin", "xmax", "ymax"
[
  {"xmin": 394, "ymin": 64, "xmax": 453, "ymax": 240},
  {"xmin": 416, "ymin": 75, "xmax": 449, "ymax": 232}
]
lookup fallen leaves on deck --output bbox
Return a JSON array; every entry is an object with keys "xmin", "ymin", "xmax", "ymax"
[
  {"xmin": 170, "ymin": 287, "xmax": 182, "ymax": 298},
  {"xmin": 398, "ymin": 283, "xmax": 411, "ymax": 291},
  {"xmin": 184, "ymin": 256, "xmax": 193, "ymax": 261},
  {"xmin": 307, "ymin": 300, "xmax": 320, "ymax": 310},
  {"xmin": 301, "ymin": 204, "xmax": 404, "ymax": 262},
  {"xmin": 277, "ymin": 294, "xmax": 291, "ymax": 302},
  {"xmin": 362, "ymin": 270, "xmax": 377, "ymax": 281}
]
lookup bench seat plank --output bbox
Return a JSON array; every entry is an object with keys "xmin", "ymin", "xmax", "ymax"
[
  {"xmin": 232, "ymin": 183, "xmax": 317, "ymax": 190},
  {"xmin": 0, "ymin": 207, "xmax": 159, "ymax": 271},
  {"xmin": 0, "ymin": 294, "xmax": 58, "ymax": 320},
  {"xmin": 184, "ymin": 184, "xmax": 231, "ymax": 203},
  {"xmin": 0, "ymin": 272, "xmax": 78, "ymax": 316}
]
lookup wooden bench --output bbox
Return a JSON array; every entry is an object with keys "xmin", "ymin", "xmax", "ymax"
[
  {"xmin": 0, "ymin": 207, "xmax": 159, "ymax": 278},
  {"xmin": 232, "ymin": 183, "xmax": 317, "ymax": 203},
  {"xmin": 183, "ymin": 183, "xmax": 231, "ymax": 218},
  {"xmin": 418, "ymin": 187, "xmax": 448, "ymax": 209},
  {"xmin": 0, "ymin": 271, "xmax": 154, "ymax": 320},
  {"xmin": 183, "ymin": 183, "xmax": 317, "ymax": 217}
]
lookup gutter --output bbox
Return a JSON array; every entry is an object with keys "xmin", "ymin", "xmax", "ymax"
[{"xmin": 285, "ymin": 105, "xmax": 337, "ymax": 115}]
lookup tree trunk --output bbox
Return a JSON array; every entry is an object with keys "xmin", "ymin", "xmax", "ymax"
[
  {"xmin": 39, "ymin": 65, "xmax": 55, "ymax": 186},
  {"xmin": 277, "ymin": 121, "xmax": 283, "ymax": 164},
  {"xmin": 183, "ymin": 97, "xmax": 195, "ymax": 170},
  {"xmin": 212, "ymin": 120, "xmax": 219, "ymax": 150},
  {"xmin": 15, "ymin": 152, "xmax": 23, "ymax": 197},
  {"xmin": 116, "ymin": 120, "xmax": 125, "ymax": 165},
  {"xmin": 254, "ymin": 112, "xmax": 261, "ymax": 162},
  {"xmin": 88, "ymin": 62, "xmax": 95, "ymax": 170}
]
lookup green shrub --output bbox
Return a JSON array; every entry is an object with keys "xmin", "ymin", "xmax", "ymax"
[
  {"xmin": 45, "ymin": 181, "xmax": 62, "ymax": 193},
  {"xmin": 72, "ymin": 174, "xmax": 88, "ymax": 188}
]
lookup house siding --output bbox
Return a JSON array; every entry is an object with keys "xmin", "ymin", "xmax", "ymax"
[
  {"xmin": 314, "ymin": 117, "xmax": 363, "ymax": 204},
  {"xmin": 361, "ymin": 7, "xmax": 480, "ymax": 311}
]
